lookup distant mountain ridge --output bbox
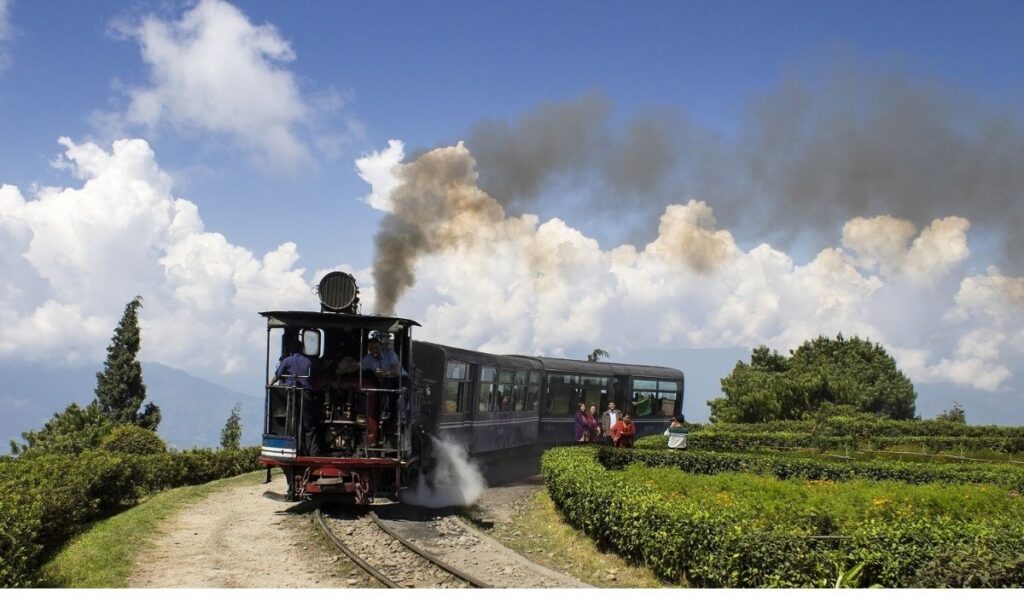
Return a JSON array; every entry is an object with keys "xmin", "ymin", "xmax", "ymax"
[{"xmin": 1, "ymin": 362, "xmax": 263, "ymax": 451}]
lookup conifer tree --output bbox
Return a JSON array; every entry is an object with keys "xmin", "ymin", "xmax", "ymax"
[
  {"xmin": 220, "ymin": 403, "xmax": 242, "ymax": 449},
  {"xmin": 95, "ymin": 296, "xmax": 161, "ymax": 430}
]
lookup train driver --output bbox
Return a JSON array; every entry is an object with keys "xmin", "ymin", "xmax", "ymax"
[
  {"xmin": 361, "ymin": 336, "xmax": 409, "ymax": 427},
  {"xmin": 270, "ymin": 340, "xmax": 322, "ymax": 457}
]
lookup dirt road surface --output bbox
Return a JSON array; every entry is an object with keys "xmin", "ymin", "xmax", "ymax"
[{"xmin": 129, "ymin": 479, "xmax": 356, "ymax": 588}]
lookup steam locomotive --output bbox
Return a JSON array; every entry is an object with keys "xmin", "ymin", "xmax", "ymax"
[{"xmin": 259, "ymin": 272, "xmax": 684, "ymax": 503}]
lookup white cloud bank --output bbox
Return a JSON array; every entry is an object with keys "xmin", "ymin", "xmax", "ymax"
[
  {"xmin": 0, "ymin": 137, "xmax": 312, "ymax": 382},
  {"xmin": 1, "ymin": 137, "xmax": 1021, "ymax": 396},
  {"xmin": 106, "ymin": 0, "xmax": 355, "ymax": 171},
  {"xmin": 358, "ymin": 140, "xmax": 1024, "ymax": 392}
]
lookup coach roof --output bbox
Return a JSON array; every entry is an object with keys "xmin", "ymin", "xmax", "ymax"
[{"xmin": 260, "ymin": 310, "xmax": 420, "ymax": 332}]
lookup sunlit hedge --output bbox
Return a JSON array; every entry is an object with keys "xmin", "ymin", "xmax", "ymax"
[
  {"xmin": 542, "ymin": 446, "xmax": 1024, "ymax": 587},
  {"xmin": 707, "ymin": 418, "xmax": 1024, "ymax": 440},
  {"xmin": 637, "ymin": 430, "xmax": 1024, "ymax": 454},
  {"xmin": 0, "ymin": 446, "xmax": 260, "ymax": 587},
  {"xmin": 599, "ymin": 446, "xmax": 1024, "ymax": 491}
]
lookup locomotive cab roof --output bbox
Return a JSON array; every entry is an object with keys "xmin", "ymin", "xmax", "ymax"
[{"xmin": 260, "ymin": 310, "xmax": 420, "ymax": 332}]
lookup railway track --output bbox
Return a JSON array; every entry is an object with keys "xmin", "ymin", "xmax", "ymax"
[{"xmin": 314, "ymin": 506, "xmax": 491, "ymax": 588}]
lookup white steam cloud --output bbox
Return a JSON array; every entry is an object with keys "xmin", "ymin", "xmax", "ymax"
[
  {"xmin": 400, "ymin": 436, "xmax": 487, "ymax": 508},
  {"xmin": 358, "ymin": 140, "xmax": 1024, "ymax": 393}
]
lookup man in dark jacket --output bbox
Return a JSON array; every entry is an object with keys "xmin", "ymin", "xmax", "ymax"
[{"xmin": 601, "ymin": 401, "xmax": 623, "ymax": 442}]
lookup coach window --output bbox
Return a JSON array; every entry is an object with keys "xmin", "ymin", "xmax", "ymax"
[
  {"xmin": 581, "ymin": 376, "xmax": 608, "ymax": 411},
  {"xmin": 527, "ymin": 371, "xmax": 541, "ymax": 411},
  {"xmin": 631, "ymin": 379, "xmax": 677, "ymax": 417},
  {"xmin": 512, "ymin": 370, "xmax": 528, "ymax": 411},
  {"xmin": 497, "ymin": 369, "xmax": 514, "ymax": 411},
  {"xmin": 546, "ymin": 373, "xmax": 578, "ymax": 415},
  {"xmin": 479, "ymin": 367, "xmax": 497, "ymax": 412},
  {"xmin": 444, "ymin": 361, "xmax": 468, "ymax": 414}
]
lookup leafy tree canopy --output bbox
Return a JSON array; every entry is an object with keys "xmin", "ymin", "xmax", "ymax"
[
  {"xmin": 10, "ymin": 402, "xmax": 112, "ymax": 458},
  {"xmin": 708, "ymin": 334, "xmax": 917, "ymax": 423},
  {"xmin": 935, "ymin": 401, "xmax": 967, "ymax": 424}
]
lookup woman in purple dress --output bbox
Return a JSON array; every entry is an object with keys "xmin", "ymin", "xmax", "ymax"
[{"xmin": 574, "ymin": 402, "xmax": 589, "ymax": 442}]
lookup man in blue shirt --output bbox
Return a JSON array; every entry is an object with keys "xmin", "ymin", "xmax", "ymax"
[
  {"xmin": 361, "ymin": 336, "xmax": 408, "ymax": 438},
  {"xmin": 272, "ymin": 341, "xmax": 321, "ymax": 456}
]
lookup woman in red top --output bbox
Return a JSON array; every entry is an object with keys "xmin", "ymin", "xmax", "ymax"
[
  {"xmin": 585, "ymin": 405, "xmax": 601, "ymax": 443},
  {"xmin": 610, "ymin": 413, "xmax": 636, "ymax": 448}
]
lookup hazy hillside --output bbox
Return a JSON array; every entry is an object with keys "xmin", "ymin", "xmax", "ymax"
[{"xmin": 1, "ymin": 362, "xmax": 262, "ymax": 451}]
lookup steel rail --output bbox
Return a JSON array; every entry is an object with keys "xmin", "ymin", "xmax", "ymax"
[
  {"xmin": 369, "ymin": 511, "xmax": 491, "ymax": 588},
  {"xmin": 314, "ymin": 507, "xmax": 399, "ymax": 588}
]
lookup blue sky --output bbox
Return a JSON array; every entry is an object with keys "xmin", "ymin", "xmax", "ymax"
[{"xmin": 1, "ymin": 0, "xmax": 1022, "ymax": 422}]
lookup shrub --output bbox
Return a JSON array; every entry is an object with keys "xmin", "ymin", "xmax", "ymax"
[
  {"xmin": 599, "ymin": 446, "xmax": 1024, "ymax": 492},
  {"xmin": 636, "ymin": 429, "xmax": 1024, "ymax": 454},
  {"xmin": 100, "ymin": 425, "xmax": 167, "ymax": 456},
  {"xmin": 542, "ymin": 446, "xmax": 1024, "ymax": 587},
  {"xmin": 0, "ymin": 446, "xmax": 260, "ymax": 587}
]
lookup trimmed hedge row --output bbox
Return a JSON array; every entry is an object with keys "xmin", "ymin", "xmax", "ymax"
[
  {"xmin": 0, "ymin": 446, "xmax": 260, "ymax": 587},
  {"xmin": 705, "ymin": 418, "xmax": 1024, "ymax": 440},
  {"xmin": 599, "ymin": 446, "xmax": 1024, "ymax": 492},
  {"xmin": 542, "ymin": 446, "xmax": 1024, "ymax": 587},
  {"xmin": 638, "ymin": 430, "xmax": 1024, "ymax": 454}
]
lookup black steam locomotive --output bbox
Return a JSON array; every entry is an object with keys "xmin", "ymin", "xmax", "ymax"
[{"xmin": 259, "ymin": 272, "xmax": 684, "ymax": 503}]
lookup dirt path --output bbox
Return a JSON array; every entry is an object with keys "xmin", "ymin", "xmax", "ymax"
[{"xmin": 129, "ymin": 478, "xmax": 357, "ymax": 588}]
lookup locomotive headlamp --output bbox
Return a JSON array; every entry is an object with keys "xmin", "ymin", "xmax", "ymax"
[{"xmin": 317, "ymin": 271, "xmax": 359, "ymax": 313}]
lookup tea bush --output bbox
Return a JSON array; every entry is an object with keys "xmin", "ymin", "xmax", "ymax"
[
  {"xmin": 636, "ymin": 430, "xmax": 1024, "ymax": 454},
  {"xmin": 601, "ymin": 447, "xmax": 1024, "ymax": 491},
  {"xmin": 0, "ymin": 446, "xmax": 260, "ymax": 587},
  {"xmin": 542, "ymin": 446, "xmax": 1024, "ymax": 587},
  {"xmin": 100, "ymin": 425, "xmax": 167, "ymax": 456}
]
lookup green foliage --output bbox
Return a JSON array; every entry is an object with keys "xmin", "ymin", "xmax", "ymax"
[
  {"xmin": 219, "ymin": 403, "xmax": 242, "ymax": 450},
  {"xmin": 587, "ymin": 348, "xmax": 610, "ymax": 362},
  {"xmin": 667, "ymin": 417, "xmax": 1024, "ymax": 440},
  {"xmin": 10, "ymin": 402, "xmax": 112, "ymax": 457},
  {"xmin": 542, "ymin": 447, "xmax": 1024, "ymax": 587},
  {"xmin": 599, "ymin": 446, "xmax": 1024, "ymax": 492},
  {"xmin": 100, "ymin": 425, "xmax": 167, "ymax": 456},
  {"xmin": 95, "ymin": 296, "xmax": 160, "ymax": 431},
  {"xmin": 0, "ymin": 446, "xmax": 260, "ymax": 587},
  {"xmin": 709, "ymin": 335, "xmax": 916, "ymax": 423},
  {"xmin": 637, "ymin": 429, "xmax": 1024, "ymax": 454},
  {"xmin": 935, "ymin": 402, "xmax": 967, "ymax": 424}
]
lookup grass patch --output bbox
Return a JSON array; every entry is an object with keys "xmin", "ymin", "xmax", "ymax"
[
  {"xmin": 479, "ymin": 488, "xmax": 669, "ymax": 588},
  {"xmin": 39, "ymin": 470, "xmax": 268, "ymax": 588}
]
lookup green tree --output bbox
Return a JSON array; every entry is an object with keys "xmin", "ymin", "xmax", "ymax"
[
  {"xmin": 935, "ymin": 401, "xmax": 967, "ymax": 424},
  {"xmin": 587, "ymin": 348, "xmax": 610, "ymax": 362},
  {"xmin": 220, "ymin": 403, "xmax": 242, "ymax": 449},
  {"xmin": 10, "ymin": 402, "xmax": 111, "ymax": 457},
  {"xmin": 95, "ymin": 296, "xmax": 160, "ymax": 430},
  {"xmin": 708, "ymin": 334, "xmax": 917, "ymax": 423}
]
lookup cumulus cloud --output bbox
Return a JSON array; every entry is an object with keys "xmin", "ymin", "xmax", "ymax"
[
  {"xmin": 359, "ymin": 140, "xmax": 1022, "ymax": 393},
  {"xmin": 0, "ymin": 137, "xmax": 312, "ymax": 383},
  {"xmin": 108, "ymin": 0, "xmax": 349, "ymax": 171},
  {"xmin": 842, "ymin": 215, "xmax": 970, "ymax": 280}
]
